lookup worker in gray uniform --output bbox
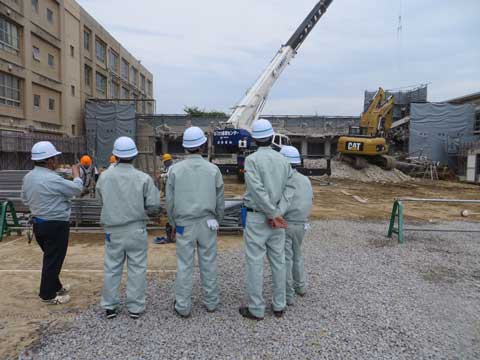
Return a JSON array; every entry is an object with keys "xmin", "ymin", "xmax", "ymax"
[
  {"xmin": 166, "ymin": 126, "xmax": 224, "ymax": 317},
  {"xmin": 279, "ymin": 145, "xmax": 313, "ymax": 305},
  {"xmin": 96, "ymin": 136, "xmax": 161, "ymax": 319},
  {"xmin": 239, "ymin": 119, "xmax": 294, "ymax": 320},
  {"xmin": 22, "ymin": 141, "xmax": 83, "ymax": 305}
]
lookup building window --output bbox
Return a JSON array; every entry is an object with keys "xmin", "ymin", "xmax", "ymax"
[
  {"xmin": 48, "ymin": 98, "xmax": 55, "ymax": 111},
  {"xmin": 95, "ymin": 72, "xmax": 107, "ymax": 94},
  {"xmin": 31, "ymin": 0, "xmax": 39, "ymax": 13},
  {"xmin": 71, "ymin": 124, "xmax": 76, "ymax": 136},
  {"xmin": 48, "ymin": 53, "xmax": 54, "ymax": 67},
  {"xmin": 307, "ymin": 141, "xmax": 324, "ymax": 155},
  {"xmin": 0, "ymin": 73, "xmax": 21, "ymax": 107},
  {"xmin": 33, "ymin": 94, "xmax": 40, "ymax": 109},
  {"xmin": 0, "ymin": 18, "xmax": 19, "ymax": 55},
  {"xmin": 71, "ymin": 85, "xmax": 75, "ymax": 96},
  {"xmin": 475, "ymin": 111, "xmax": 480, "ymax": 132},
  {"xmin": 109, "ymin": 79, "xmax": 119, "ymax": 98},
  {"xmin": 140, "ymin": 74, "xmax": 146, "ymax": 92},
  {"xmin": 46, "ymin": 9, "xmax": 53, "ymax": 24},
  {"xmin": 70, "ymin": 45, "xmax": 74, "ymax": 57},
  {"xmin": 84, "ymin": 64, "xmax": 92, "ymax": 87},
  {"xmin": 32, "ymin": 46, "xmax": 40, "ymax": 61},
  {"xmin": 147, "ymin": 79, "xmax": 152, "ymax": 97},
  {"xmin": 121, "ymin": 58, "xmax": 128, "ymax": 80},
  {"xmin": 84, "ymin": 29, "xmax": 90, "ymax": 51},
  {"xmin": 108, "ymin": 50, "xmax": 119, "ymax": 73},
  {"xmin": 95, "ymin": 38, "xmax": 106, "ymax": 63},
  {"xmin": 121, "ymin": 86, "xmax": 129, "ymax": 99},
  {"xmin": 130, "ymin": 66, "xmax": 138, "ymax": 86}
]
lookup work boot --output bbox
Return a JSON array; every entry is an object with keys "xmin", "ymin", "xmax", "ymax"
[
  {"xmin": 239, "ymin": 307, "xmax": 263, "ymax": 321},
  {"xmin": 295, "ymin": 289, "xmax": 306, "ymax": 297},
  {"xmin": 41, "ymin": 294, "xmax": 71, "ymax": 305},
  {"xmin": 174, "ymin": 301, "xmax": 190, "ymax": 319},
  {"xmin": 57, "ymin": 284, "xmax": 71, "ymax": 296},
  {"xmin": 129, "ymin": 311, "xmax": 140, "ymax": 319},
  {"xmin": 106, "ymin": 309, "xmax": 118, "ymax": 319},
  {"xmin": 205, "ymin": 305, "xmax": 216, "ymax": 314},
  {"xmin": 272, "ymin": 306, "xmax": 285, "ymax": 318}
]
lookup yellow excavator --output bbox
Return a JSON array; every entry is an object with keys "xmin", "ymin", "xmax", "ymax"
[{"xmin": 337, "ymin": 87, "xmax": 396, "ymax": 170}]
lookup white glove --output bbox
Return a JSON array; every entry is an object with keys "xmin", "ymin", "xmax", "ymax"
[
  {"xmin": 207, "ymin": 219, "xmax": 219, "ymax": 231},
  {"xmin": 304, "ymin": 223, "xmax": 311, "ymax": 231}
]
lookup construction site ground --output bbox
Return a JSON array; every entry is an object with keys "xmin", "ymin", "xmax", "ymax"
[{"xmin": 1, "ymin": 178, "xmax": 479, "ymax": 359}]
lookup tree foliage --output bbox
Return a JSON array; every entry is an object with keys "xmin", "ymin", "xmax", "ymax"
[{"xmin": 183, "ymin": 106, "xmax": 227, "ymax": 118}]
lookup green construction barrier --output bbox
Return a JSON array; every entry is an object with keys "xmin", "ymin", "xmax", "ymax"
[
  {"xmin": 387, "ymin": 200, "xmax": 404, "ymax": 244},
  {"xmin": 0, "ymin": 201, "xmax": 22, "ymax": 242}
]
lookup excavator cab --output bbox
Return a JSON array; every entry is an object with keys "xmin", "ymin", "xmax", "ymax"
[{"xmin": 272, "ymin": 133, "xmax": 291, "ymax": 151}]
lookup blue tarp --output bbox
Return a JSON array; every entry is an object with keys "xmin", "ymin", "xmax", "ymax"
[{"xmin": 409, "ymin": 102, "xmax": 476, "ymax": 169}]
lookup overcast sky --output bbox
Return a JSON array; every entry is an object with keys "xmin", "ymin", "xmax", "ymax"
[{"xmin": 77, "ymin": 0, "xmax": 479, "ymax": 116}]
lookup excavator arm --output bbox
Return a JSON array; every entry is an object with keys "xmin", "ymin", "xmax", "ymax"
[{"xmin": 359, "ymin": 87, "xmax": 395, "ymax": 137}]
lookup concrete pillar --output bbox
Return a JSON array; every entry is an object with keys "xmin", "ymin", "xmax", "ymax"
[
  {"xmin": 161, "ymin": 136, "xmax": 168, "ymax": 154},
  {"xmin": 301, "ymin": 139, "xmax": 308, "ymax": 156},
  {"xmin": 324, "ymin": 139, "xmax": 331, "ymax": 157}
]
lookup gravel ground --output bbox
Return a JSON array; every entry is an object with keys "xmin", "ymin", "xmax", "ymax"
[{"xmin": 20, "ymin": 220, "xmax": 480, "ymax": 359}]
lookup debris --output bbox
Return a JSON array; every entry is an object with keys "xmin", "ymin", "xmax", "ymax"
[
  {"xmin": 340, "ymin": 190, "xmax": 352, "ymax": 196},
  {"xmin": 308, "ymin": 159, "xmax": 412, "ymax": 183},
  {"xmin": 352, "ymin": 195, "xmax": 368, "ymax": 204}
]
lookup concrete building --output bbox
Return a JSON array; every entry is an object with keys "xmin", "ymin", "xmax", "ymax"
[
  {"xmin": 137, "ymin": 114, "xmax": 359, "ymax": 159},
  {"xmin": 447, "ymin": 92, "xmax": 480, "ymax": 134},
  {"xmin": 0, "ymin": 0, "xmax": 153, "ymax": 139}
]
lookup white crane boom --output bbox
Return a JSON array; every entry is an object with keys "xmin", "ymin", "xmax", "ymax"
[{"xmin": 226, "ymin": 0, "xmax": 334, "ymax": 132}]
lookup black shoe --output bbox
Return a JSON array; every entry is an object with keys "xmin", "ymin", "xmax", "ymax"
[
  {"xmin": 273, "ymin": 309, "xmax": 285, "ymax": 318},
  {"xmin": 106, "ymin": 309, "xmax": 118, "ymax": 319},
  {"xmin": 129, "ymin": 311, "xmax": 140, "ymax": 319},
  {"xmin": 239, "ymin": 307, "xmax": 263, "ymax": 321},
  {"xmin": 173, "ymin": 300, "xmax": 190, "ymax": 318}
]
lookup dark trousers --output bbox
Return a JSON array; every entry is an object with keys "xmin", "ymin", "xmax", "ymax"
[{"xmin": 33, "ymin": 220, "xmax": 70, "ymax": 300}]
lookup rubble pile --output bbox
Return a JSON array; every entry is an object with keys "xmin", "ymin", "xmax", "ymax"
[{"xmin": 305, "ymin": 159, "xmax": 412, "ymax": 183}]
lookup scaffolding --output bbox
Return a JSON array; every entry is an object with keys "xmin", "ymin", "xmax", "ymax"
[{"xmin": 0, "ymin": 130, "xmax": 86, "ymax": 170}]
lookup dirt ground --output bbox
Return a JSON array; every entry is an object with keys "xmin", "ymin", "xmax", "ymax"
[{"xmin": 1, "ymin": 178, "xmax": 479, "ymax": 359}]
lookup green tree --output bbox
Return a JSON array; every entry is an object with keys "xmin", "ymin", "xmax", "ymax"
[{"xmin": 183, "ymin": 106, "xmax": 227, "ymax": 118}]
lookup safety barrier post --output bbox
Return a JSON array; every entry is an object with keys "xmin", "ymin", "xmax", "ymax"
[
  {"xmin": 387, "ymin": 200, "xmax": 404, "ymax": 244},
  {"xmin": 0, "ymin": 201, "xmax": 22, "ymax": 242},
  {"xmin": 387, "ymin": 197, "xmax": 480, "ymax": 244}
]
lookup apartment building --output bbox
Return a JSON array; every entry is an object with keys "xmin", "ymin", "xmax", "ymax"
[{"xmin": 0, "ymin": 0, "xmax": 153, "ymax": 138}]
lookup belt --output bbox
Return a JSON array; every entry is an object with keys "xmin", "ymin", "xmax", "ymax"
[
  {"xmin": 32, "ymin": 217, "xmax": 47, "ymax": 224},
  {"xmin": 245, "ymin": 207, "xmax": 259, "ymax": 213}
]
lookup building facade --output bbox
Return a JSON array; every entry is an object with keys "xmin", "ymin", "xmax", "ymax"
[{"xmin": 0, "ymin": 0, "xmax": 153, "ymax": 138}]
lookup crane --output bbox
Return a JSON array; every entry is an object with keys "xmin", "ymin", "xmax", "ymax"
[{"xmin": 213, "ymin": 0, "xmax": 334, "ymax": 177}]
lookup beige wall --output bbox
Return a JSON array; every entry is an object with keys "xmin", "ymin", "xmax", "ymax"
[
  {"xmin": 0, "ymin": 0, "xmax": 154, "ymax": 137},
  {"xmin": 30, "ymin": 33, "xmax": 61, "ymax": 81},
  {"xmin": 62, "ymin": 5, "xmax": 82, "ymax": 135},
  {"xmin": 30, "ymin": 0, "xmax": 60, "ymax": 38},
  {"xmin": 31, "ymin": 82, "xmax": 61, "ymax": 125}
]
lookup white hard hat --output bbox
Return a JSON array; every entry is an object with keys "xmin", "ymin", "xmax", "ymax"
[
  {"xmin": 280, "ymin": 145, "xmax": 302, "ymax": 165},
  {"xmin": 31, "ymin": 141, "xmax": 62, "ymax": 161},
  {"xmin": 112, "ymin": 136, "xmax": 138, "ymax": 159},
  {"xmin": 182, "ymin": 126, "xmax": 207, "ymax": 149},
  {"xmin": 251, "ymin": 119, "xmax": 274, "ymax": 139}
]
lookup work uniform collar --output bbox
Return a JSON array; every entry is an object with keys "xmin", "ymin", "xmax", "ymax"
[
  {"xmin": 257, "ymin": 146, "xmax": 272, "ymax": 152},
  {"xmin": 186, "ymin": 154, "xmax": 203, "ymax": 160},
  {"xmin": 34, "ymin": 166, "xmax": 56, "ymax": 175},
  {"xmin": 115, "ymin": 163, "xmax": 134, "ymax": 169}
]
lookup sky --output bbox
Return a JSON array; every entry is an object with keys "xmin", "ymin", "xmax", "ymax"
[{"xmin": 76, "ymin": 0, "xmax": 480, "ymax": 116}]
